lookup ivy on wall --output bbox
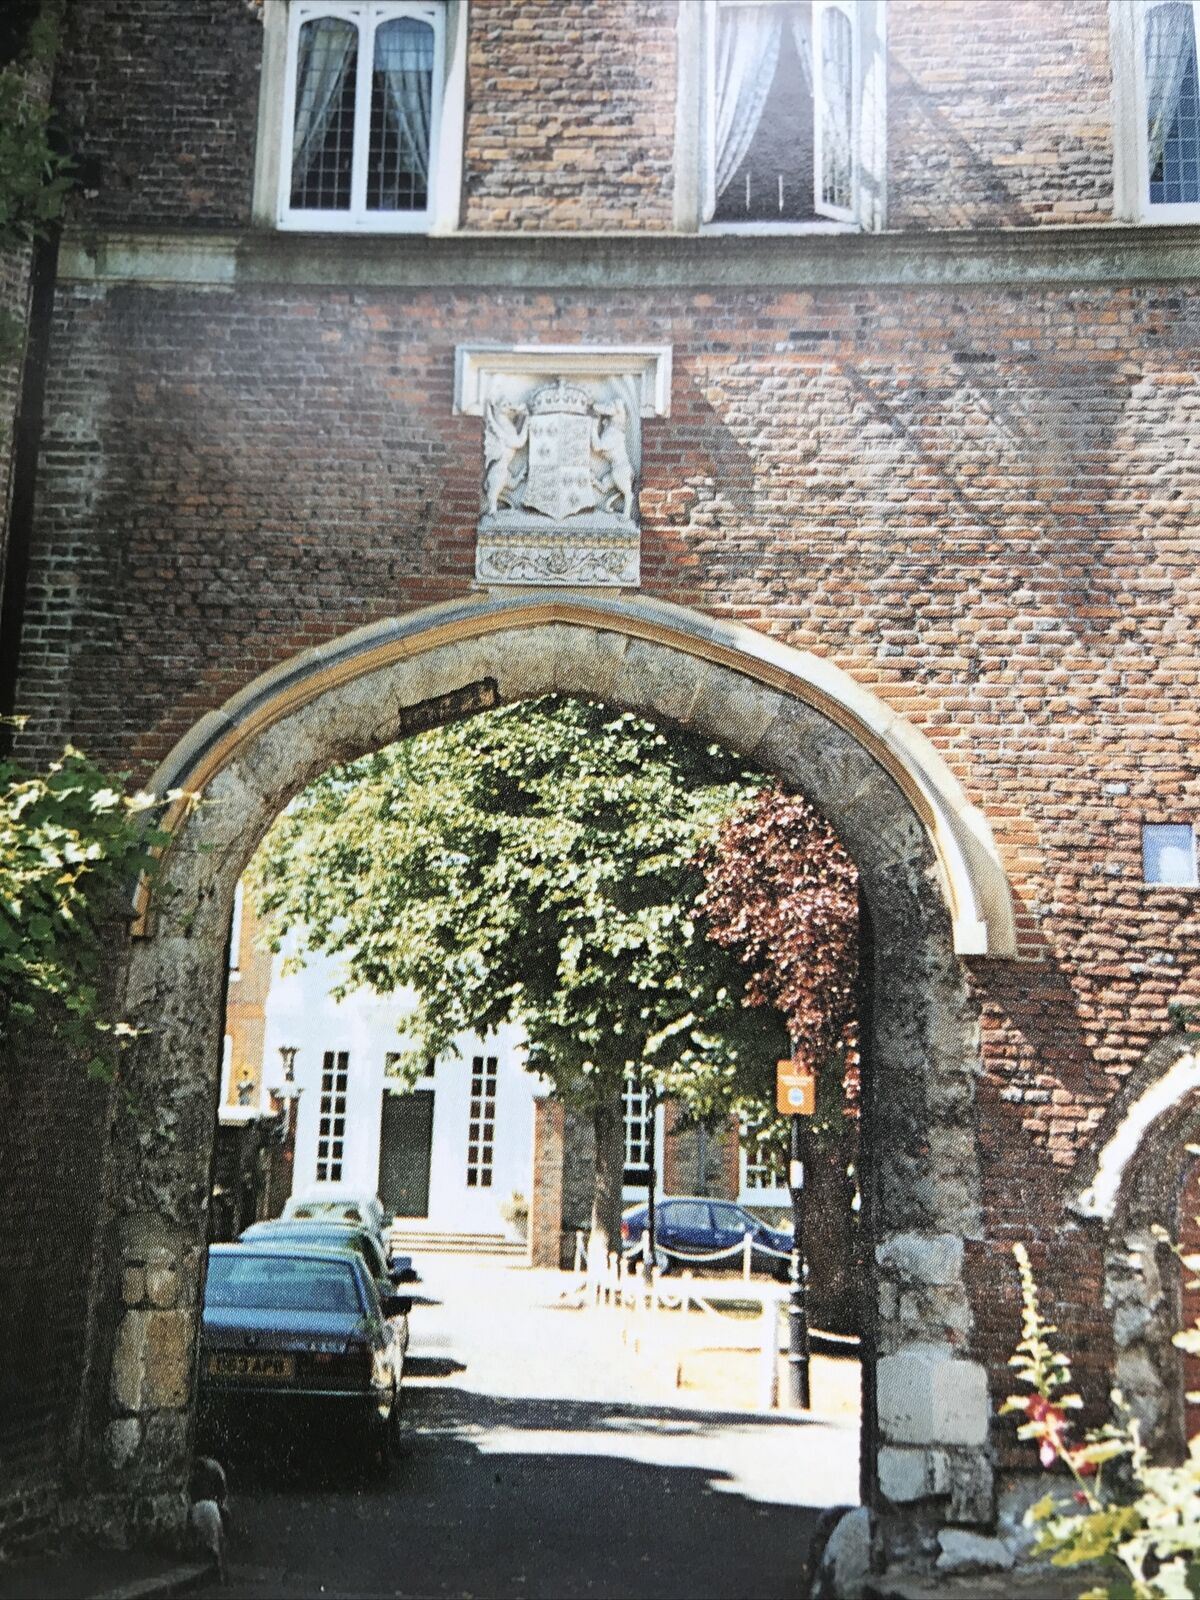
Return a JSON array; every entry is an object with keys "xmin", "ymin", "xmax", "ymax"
[
  {"xmin": 0, "ymin": 0, "xmax": 71, "ymax": 370},
  {"xmin": 0, "ymin": 736, "xmax": 177, "ymax": 1078}
]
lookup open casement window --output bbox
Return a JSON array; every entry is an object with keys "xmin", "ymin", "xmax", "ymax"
[
  {"xmin": 703, "ymin": 0, "xmax": 864, "ymax": 227},
  {"xmin": 279, "ymin": 1, "xmax": 445, "ymax": 230}
]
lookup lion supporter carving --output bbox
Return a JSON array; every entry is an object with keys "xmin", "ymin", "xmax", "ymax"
[{"xmin": 455, "ymin": 345, "xmax": 672, "ymax": 587}]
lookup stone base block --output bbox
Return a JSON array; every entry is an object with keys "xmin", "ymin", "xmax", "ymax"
[{"xmin": 877, "ymin": 1344, "xmax": 990, "ymax": 1448}]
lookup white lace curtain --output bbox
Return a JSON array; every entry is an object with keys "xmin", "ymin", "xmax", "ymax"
[
  {"xmin": 1145, "ymin": 2, "xmax": 1198, "ymax": 173},
  {"xmin": 818, "ymin": 4, "xmax": 853, "ymax": 212},
  {"xmin": 376, "ymin": 16, "xmax": 435, "ymax": 185},
  {"xmin": 713, "ymin": 4, "xmax": 814, "ymax": 200},
  {"xmin": 291, "ymin": 16, "xmax": 357, "ymax": 194}
]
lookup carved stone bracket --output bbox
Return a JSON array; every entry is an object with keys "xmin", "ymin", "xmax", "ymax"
[{"xmin": 454, "ymin": 344, "xmax": 672, "ymax": 588}]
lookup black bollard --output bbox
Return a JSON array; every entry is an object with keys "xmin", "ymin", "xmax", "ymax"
[{"xmin": 787, "ymin": 1114, "xmax": 811, "ymax": 1410}]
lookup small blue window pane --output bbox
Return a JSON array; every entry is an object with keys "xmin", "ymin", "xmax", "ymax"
[{"xmin": 1143, "ymin": 823, "xmax": 1197, "ymax": 885}]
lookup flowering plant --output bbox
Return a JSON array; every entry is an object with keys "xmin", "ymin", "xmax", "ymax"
[{"xmin": 1003, "ymin": 1238, "xmax": 1200, "ymax": 1600}]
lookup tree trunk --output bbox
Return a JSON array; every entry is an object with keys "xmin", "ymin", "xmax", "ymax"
[{"xmin": 587, "ymin": 1089, "xmax": 625, "ymax": 1271}]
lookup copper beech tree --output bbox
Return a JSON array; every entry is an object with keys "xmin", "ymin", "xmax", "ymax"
[{"xmin": 696, "ymin": 785, "xmax": 860, "ymax": 1108}]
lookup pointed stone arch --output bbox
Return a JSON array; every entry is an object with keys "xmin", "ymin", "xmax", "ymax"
[{"xmin": 95, "ymin": 593, "xmax": 1012, "ymax": 1553}]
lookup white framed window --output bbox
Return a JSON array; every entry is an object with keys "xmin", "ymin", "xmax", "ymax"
[
  {"xmin": 316, "ymin": 1049, "xmax": 350, "ymax": 1180},
  {"xmin": 675, "ymin": 0, "xmax": 886, "ymax": 233},
  {"xmin": 623, "ymin": 1078, "xmax": 654, "ymax": 1177},
  {"xmin": 466, "ymin": 1054, "xmax": 498, "ymax": 1188},
  {"xmin": 1112, "ymin": 1, "xmax": 1200, "ymax": 221},
  {"xmin": 738, "ymin": 1129, "xmax": 789, "ymax": 1204},
  {"xmin": 1143, "ymin": 822, "xmax": 1199, "ymax": 886},
  {"xmin": 254, "ymin": 1, "xmax": 468, "ymax": 233}
]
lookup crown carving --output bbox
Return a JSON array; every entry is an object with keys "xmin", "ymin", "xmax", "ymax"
[{"xmin": 529, "ymin": 380, "xmax": 591, "ymax": 416}]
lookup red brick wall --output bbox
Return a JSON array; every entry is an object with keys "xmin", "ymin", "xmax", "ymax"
[
  {"xmin": 0, "ymin": 1034, "xmax": 112, "ymax": 1553},
  {"xmin": 56, "ymin": 0, "xmax": 262, "ymax": 229},
  {"xmin": 530, "ymin": 1097, "xmax": 565, "ymax": 1268},
  {"xmin": 887, "ymin": 1, "xmax": 1115, "ymax": 229},
  {"xmin": 463, "ymin": 0, "xmax": 677, "ymax": 232},
  {"xmin": 14, "ymin": 271, "xmax": 1200, "ymax": 1420},
  {"xmin": 224, "ymin": 895, "xmax": 275, "ymax": 1108}
]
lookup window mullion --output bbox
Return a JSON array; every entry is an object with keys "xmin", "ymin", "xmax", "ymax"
[
  {"xmin": 813, "ymin": 0, "xmax": 857, "ymax": 223},
  {"xmin": 350, "ymin": 11, "xmax": 374, "ymax": 222}
]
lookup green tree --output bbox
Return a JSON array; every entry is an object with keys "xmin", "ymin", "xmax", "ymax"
[
  {"xmin": 695, "ymin": 783, "xmax": 860, "ymax": 1150},
  {"xmin": 249, "ymin": 696, "xmax": 788, "ymax": 1256}
]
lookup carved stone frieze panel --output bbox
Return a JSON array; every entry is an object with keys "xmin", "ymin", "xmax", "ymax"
[{"xmin": 454, "ymin": 345, "xmax": 672, "ymax": 587}]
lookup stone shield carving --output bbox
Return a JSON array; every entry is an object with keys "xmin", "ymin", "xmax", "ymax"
[
  {"xmin": 455, "ymin": 345, "xmax": 672, "ymax": 588},
  {"xmin": 524, "ymin": 385, "xmax": 595, "ymax": 520}
]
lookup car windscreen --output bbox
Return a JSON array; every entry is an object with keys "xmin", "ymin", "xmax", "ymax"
[
  {"xmin": 252, "ymin": 1228, "xmax": 383, "ymax": 1276},
  {"xmin": 205, "ymin": 1254, "xmax": 363, "ymax": 1314},
  {"xmin": 360, "ymin": 1234, "xmax": 388, "ymax": 1278}
]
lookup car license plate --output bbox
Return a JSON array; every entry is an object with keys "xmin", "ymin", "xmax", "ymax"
[{"xmin": 206, "ymin": 1352, "xmax": 295, "ymax": 1380}]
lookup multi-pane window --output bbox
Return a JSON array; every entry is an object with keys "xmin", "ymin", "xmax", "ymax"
[
  {"xmin": 466, "ymin": 1055, "xmax": 497, "ymax": 1188},
  {"xmin": 1131, "ymin": 1, "xmax": 1200, "ymax": 215},
  {"xmin": 623, "ymin": 1078, "xmax": 654, "ymax": 1177},
  {"xmin": 744, "ymin": 1139, "xmax": 787, "ymax": 1193},
  {"xmin": 281, "ymin": 2, "xmax": 444, "ymax": 230},
  {"xmin": 707, "ymin": 0, "xmax": 858, "ymax": 225},
  {"xmin": 316, "ymin": 1049, "xmax": 350, "ymax": 1181}
]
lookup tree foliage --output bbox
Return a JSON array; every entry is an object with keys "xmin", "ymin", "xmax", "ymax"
[
  {"xmin": 0, "ymin": 0, "xmax": 70, "ymax": 251},
  {"xmin": 696, "ymin": 784, "xmax": 859, "ymax": 1076},
  {"xmin": 0, "ymin": 740, "xmax": 169, "ymax": 1076},
  {"xmin": 249, "ymin": 697, "xmax": 789, "ymax": 1120}
]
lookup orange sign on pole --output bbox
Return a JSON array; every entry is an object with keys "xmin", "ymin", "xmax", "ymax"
[{"xmin": 776, "ymin": 1060, "xmax": 815, "ymax": 1116}]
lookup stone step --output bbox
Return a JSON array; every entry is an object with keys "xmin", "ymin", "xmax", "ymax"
[{"xmin": 389, "ymin": 1225, "xmax": 528, "ymax": 1257}]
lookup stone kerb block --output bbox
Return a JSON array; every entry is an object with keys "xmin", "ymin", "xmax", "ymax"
[
  {"xmin": 876, "ymin": 1343, "xmax": 990, "ymax": 1448},
  {"xmin": 935, "ymin": 1529, "xmax": 1015, "ymax": 1575}
]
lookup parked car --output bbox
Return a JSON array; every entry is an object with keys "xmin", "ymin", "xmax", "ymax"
[
  {"xmin": 198, "ymin": 1242, "xmax": 407, "ymax": 1473},
  {"xmin": 621, "ymin": 1196, "xmax": 794, "ymax": 1279},
  {"xmin": 282, "ymin": 1187, "xmax": 387, "ymax": 1241},
  {"xmin": 239, "ymin": 1219, "xmax": 419, "ymax": 1329}
]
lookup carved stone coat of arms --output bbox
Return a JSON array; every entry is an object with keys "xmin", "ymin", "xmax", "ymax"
[{"xmin": 454, "ymin": 345, "xmax": 672, "ymax": 587}]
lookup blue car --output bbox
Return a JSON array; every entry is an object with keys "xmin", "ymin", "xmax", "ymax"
[
  {"xmin": 621, "ymin": 1196, "xmax": 793, "ymax": 1279},
  {"xmin": 198, "ymin": 1242, "xmax": 407, "ymax": 1475}
]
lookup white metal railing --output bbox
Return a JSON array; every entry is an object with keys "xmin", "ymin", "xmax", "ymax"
[{"xmin": 556, "ymin": 1226, "xmax": 860, "ymax": 1412}]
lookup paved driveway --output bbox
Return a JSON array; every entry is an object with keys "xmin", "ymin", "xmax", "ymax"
[{"xmin": 202, "ymin": 1259, "xmax": 859, "ymax": 1599}]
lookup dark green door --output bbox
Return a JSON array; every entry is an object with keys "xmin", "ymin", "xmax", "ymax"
[{"xmin": 378, "ymin": 1090, "xmax": 435, "ymax": 1218}]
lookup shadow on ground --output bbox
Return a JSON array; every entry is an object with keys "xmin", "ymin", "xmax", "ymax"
[{"xmin": 207, "ymin": 1383, "xmax": 834, "ymax": 1599}]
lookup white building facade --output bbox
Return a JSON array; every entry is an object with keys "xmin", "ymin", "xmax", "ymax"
[{"xmin": 257, "ymin": 941, "xmax": 544, "ymax": 1236}]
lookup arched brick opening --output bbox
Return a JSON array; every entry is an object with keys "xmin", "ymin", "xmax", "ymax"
[
  {"xmin": 90, "ymin": 594, "xmax": 1011, "ymax": 1556},
  {"xmin": 1071, "ymin": 1037, "xmax": 1200, "ymax": 1460}
]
